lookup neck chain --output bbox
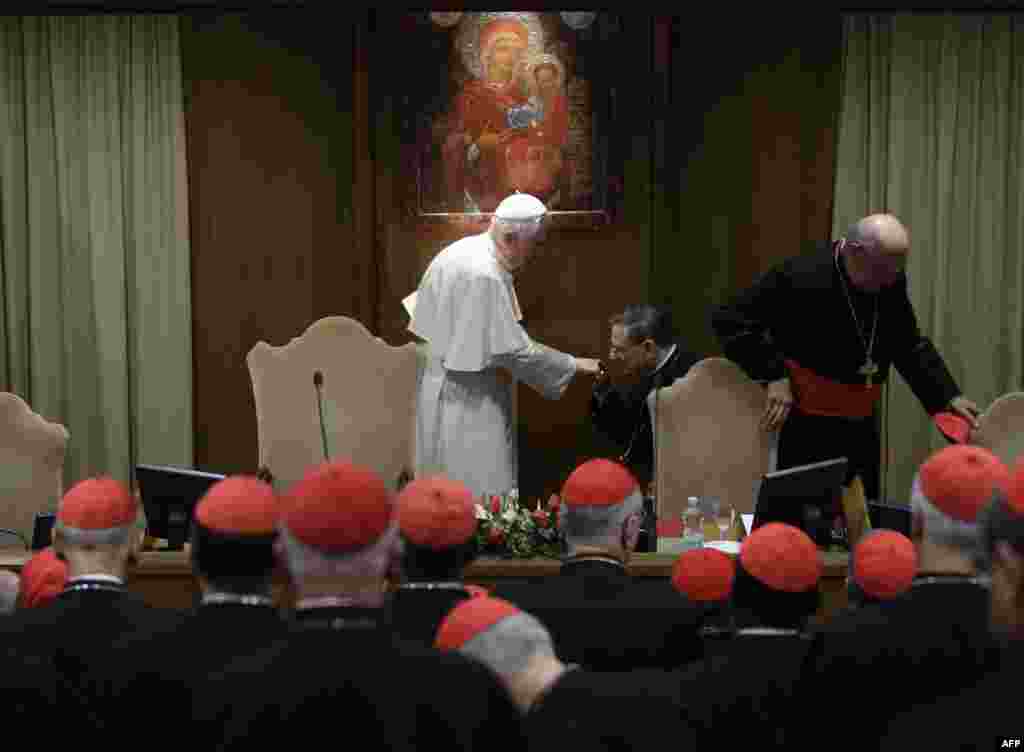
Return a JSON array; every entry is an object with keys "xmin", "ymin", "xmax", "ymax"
[
  {"xmin": 836, "ymin": 241, "xmax": 880, "ymax": 386},
  {"xmin": 60, "ymin": 581, "xmax": 125, "ymax": 597},
  {"xmin": 913, "ymin": 574, "xmax": 989, "ymax": 588},
  {"xmin": 201, "ymin": 592, "xmax": 274, "ymax": 607},
  {"xmin": 735, "ymin": 627, "xmax": 801, "ymax": 637}
]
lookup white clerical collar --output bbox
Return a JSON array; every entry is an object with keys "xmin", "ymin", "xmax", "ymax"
[
  {"xmin": 653, "ymin": 344, "xmax": 677, "ymax": 374},
  {"xmin": 67, "ymin": 574, "xmax": 124, "ymax": 585}
]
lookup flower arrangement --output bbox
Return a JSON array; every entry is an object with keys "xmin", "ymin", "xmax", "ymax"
[{"xmin": 474, "ymin": 489, "xmax": 564, "ymax": 559}]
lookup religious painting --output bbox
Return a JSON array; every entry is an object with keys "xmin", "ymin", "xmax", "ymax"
[{"xmin": 408, "ymin": 11, "xmax": 619, "ymax": 226}]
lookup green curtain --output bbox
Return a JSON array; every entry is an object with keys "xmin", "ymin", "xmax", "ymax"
[
  {"xmin": 832, "ymin": 13, "xmax": 1024, "ymax": 502},
  {"xmin": 0, "ymin": 15, "xmax": 193, "ymax": 492}
]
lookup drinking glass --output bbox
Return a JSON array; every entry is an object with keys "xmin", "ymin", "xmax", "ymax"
[{"xmin": 715, "ymin": 501, "xmax": 734, "ymax": 540}]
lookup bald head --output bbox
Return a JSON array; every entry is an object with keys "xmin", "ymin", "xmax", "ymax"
[{"xmin": 841, "ymin": 214, "xmax": 909, "ymax": 292}]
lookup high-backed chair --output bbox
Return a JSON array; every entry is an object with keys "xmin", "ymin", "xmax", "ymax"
[
  {"xmin": 0, "ymin": 393, "xmax": 68, "ymax": 547},
  {"xmin": 247, "ymin": 317, "xmax": 420, "ymax": 493},
  {"xmin": 650, "ymin": 358, "xmax": 772, "ymax": 523},
  {"xmin": 972, "ymin": 392, "xmax": 1024, "ymax": 468}
]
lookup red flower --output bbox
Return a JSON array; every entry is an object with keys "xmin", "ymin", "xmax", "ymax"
[
  {"xmin": 548, "ymin": 494, "xmax": 560, "ymax": 511},
  {"xmin": 487, "ymin": 527, "xmax": 505, "ymax": 546},
  {"xmin": 531, "ymin": 509, "xmax": 549, "ymax": 528},
  {"xmin": 490, "ymin": 496, "xmax": 502, "ymax": 514}
]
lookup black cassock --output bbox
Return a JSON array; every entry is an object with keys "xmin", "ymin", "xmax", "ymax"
[
  {"xmin": 526, "ymin": 667, "xmax": 696, "ymax": 751},
  {"xmin": 793, "ymin": 577, "xmax": 1000, "ymax": 750},
  {"xmin": 193, "ymin": 606, "xmax": 526, "ymax": 752},
  {"xmin": 91, "ymin": 601, "xmax": 290, "ymax": 742},
  {"xmin": 590, "ymin": 340, "xmax": 700, "ymax": 488},
  {"xmin": 712, "ymin": 241, "xmax": 961, "ymax": 500},
  {"xmin": 390, "ymin": 584, "xmax": 473, "ymax": 648},
  {"xmin": 674, "ymin": 632, "xmax": 813, "ymax": 751},
  {"xmin": 0, "ymin": 581, "xmax": 180, "ymax": 737},
  {"xmin": 494, "ymin": 557, "xmax": 705, "ymax": 671},
  {"xmin": 879, "ymin": 642, "xmax": 1024, "ymax": 752}
]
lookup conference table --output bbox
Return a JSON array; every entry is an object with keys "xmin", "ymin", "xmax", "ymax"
[{"xmin": 0, "ymin": 548, "xmax": 851, "ymax": 623}]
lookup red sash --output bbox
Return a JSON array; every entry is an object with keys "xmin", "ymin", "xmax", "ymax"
[{"xmin": 784, "ymin": 359, "xmax": 881, "ymax": 419}]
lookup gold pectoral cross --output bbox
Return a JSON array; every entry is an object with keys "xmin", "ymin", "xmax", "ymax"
[{"xmin": 859, "ymin": 359, "xmax": 879, "ymax": 387}]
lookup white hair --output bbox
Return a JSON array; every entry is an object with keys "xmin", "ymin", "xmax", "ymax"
[
  {"xmin": 910, "ymin": 473, "xmax": 984, "ymax": 562},
  {"xmin": 277, "ymin": 521, "xmax": 400, "ymax": 584},
  {"xmin": 560, "ymin": 489, "xmax": 644, "ymax": 549},
  {"xmin": 0, "ymin": 571, "xmax": 19, "ymax": 615},
  {"xmin": 54, "ymin": 521, "xmax": 137, "ymax": 548},
  {"xmin": 458, "ymin": 611, "xmax": 555, "ymax": 679}
]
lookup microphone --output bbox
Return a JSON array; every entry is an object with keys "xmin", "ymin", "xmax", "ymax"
[{"xmin": 313, "ymin": 370, "xmax": 330, "ymax": 462}]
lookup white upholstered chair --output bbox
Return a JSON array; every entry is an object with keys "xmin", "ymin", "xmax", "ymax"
[
  {"xmin": 649, "ymin": 358, "xmax": 773, "ymax": 523},
  {"xmin": 247, "ymin": 317, "xmax": 421, "ymax": 494},
  {"xmin": 0, "ymin": 393, "xmax": 68, "ymax": 547},
  {"xmin": 972, "ymin": 392, "xmax": 1024, "ymax": 468}
]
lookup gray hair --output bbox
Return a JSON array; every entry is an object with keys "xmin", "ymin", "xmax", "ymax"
[
  {"xmin": 277, "ymin": 521, "xmax": 400, "ymax": 584},
  {"xmin": 845, "ymin": 217, "xmax": 882, "ymax": 248},
  {"xmin": 489, "ymin": 216, "xmax": 544, "ymax": 244},
  {"xmin": 54, "ymin": 521, "xmax": 137, "ymax": 548},
  {"xmin": 910, "ymin": 473, "xmax": 985, "ymax": 566},
  {"xmin": 560, "ymin": 489, "xmax": 644, "ymax": 548},
  {"xmin": 458, "ymin": 611, "xmax": 555, "ymax": 679},
  {"xmin": 0, "ymin": 571, "xmax": 19, "ymax": 615},
  {"xmin": 608, "ymin": 305, "xmax": 675, "ymax": 347}
]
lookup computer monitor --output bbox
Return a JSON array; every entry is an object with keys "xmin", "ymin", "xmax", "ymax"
[
  {"xmin": 753, "ymin": 457, "xmax": 849, "ymax": 547},
  {"xmin": 135, "ymin": 464, "xmax": 225, "ymax": 551}
]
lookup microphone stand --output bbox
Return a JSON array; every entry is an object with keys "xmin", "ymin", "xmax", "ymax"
[{"xmin": 314, "ymin": 370, "xmax": 330, "ymax": 462}]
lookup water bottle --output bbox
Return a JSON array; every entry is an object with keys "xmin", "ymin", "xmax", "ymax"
[{"xmin": 683, "ymin": 496, "xmax": 704, "ymax": 549}]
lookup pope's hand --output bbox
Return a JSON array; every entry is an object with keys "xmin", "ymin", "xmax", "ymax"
[{"xmin": 575, "ymin": 358, "xmax": 602, "ymax": 377}]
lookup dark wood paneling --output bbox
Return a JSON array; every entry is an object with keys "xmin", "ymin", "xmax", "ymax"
[{"xmin": 185, "ymin": 11, "xmax": 358, "ymax": 474}]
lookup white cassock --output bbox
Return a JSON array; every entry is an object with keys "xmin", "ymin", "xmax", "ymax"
[{"xmin": 408, "ymin": 231, "xmax": 577, "ymax": 498}]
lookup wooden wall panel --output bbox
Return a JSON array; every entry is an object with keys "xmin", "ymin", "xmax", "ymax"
[{"xmin": 185, "ymin": 11, "xmax": 358, "ymax": 474}]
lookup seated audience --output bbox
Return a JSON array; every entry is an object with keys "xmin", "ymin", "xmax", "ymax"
[
  {"xmin": 94, "ymin": 475, "xmax": 287, "ymax": 735},
  {"xmin": 495, "ymin": 458, "xmax": 703, "ymax": 670},
  {"xmin": 392, "ymin": 474, "xmax": 481, "ymax": 646},
  {"xmin": 880, "ymin": 458, "xmax": 1024, "ymax": 750},
  {"xmin": 796, "ymin": 445, "xmax": 1009, "ymax": 749},
  {"xmin": 845, "ymin": 528, "xmax": 917, "ymax": 609},
  {"xmin": 194, "ymin": 460, "xmax": 525, "ymax": 751},
  {"xmin": 674, "ymin": 523, "xmax": 821, "ymax": 750},
  {"xmin": 0, "ymin": 478, "xmax": 175, "ymax": 733}
]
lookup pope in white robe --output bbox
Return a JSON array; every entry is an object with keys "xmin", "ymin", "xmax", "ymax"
[{"xmin": 408, "ymin": 193, "xmax": 601, "ymax": 498}]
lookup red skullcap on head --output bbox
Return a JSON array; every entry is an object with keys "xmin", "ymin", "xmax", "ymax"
[
  {"xmin": 561, "ymin": 459, "xmax": 639, "ymax": 507},
  {"xmin": 282, "ymin": 461, "xmax": 393, "ymax": 552},
  {"xmin": 852, "ymin": 530, "xmax": 917, "ymax": 600},
  {"xmin": 740, "ymin": 523, "xmax": 822, "ymax": 593},
  {"xmin": 919, "ymin": 445, "xmax": 1010, "ymax": 523},
  {"xmin": 58, "ymin": 477, "xmax": 136, "ymax": 530},
  {"xmin": 435, "ymin": 596, "xmax": 522, "ymax": 651},
  {"xmin": 195, "ymin": 476, "xmax": 279, "ymax": 536},
  {"xmin": 19, "ymin": 547, "xmax": 67, "ymax": 609},
  {"xmin": 671, "ymin": 548, "xmax": 735, "ymax": 602},
  {"xmin": 397, "ymin": 476, "xmax": 477, "ymax": 549}
]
